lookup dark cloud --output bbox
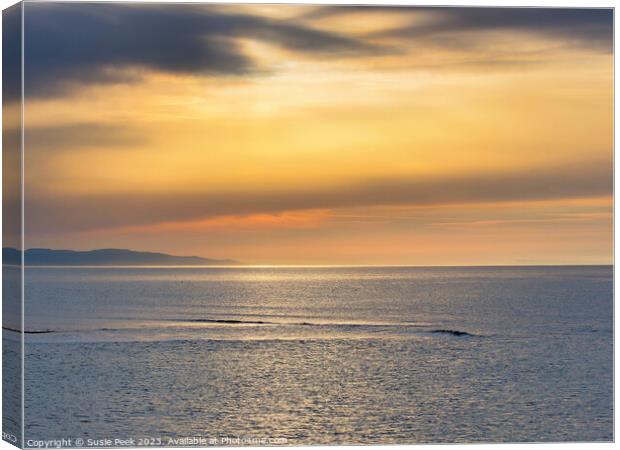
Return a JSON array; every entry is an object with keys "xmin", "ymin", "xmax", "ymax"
[
  {"xmin": 303, "ymin": 6, "xmax": 612, "ymax": 51},
  {"xmin": 16, "ymin": 5, "xmax": 612, "ymax": 100},
  {"xmin": 3, "ymin": 3, "xmax": 21, "ymax": 102},
  {"xmin": 298, "ymin": 5, "xmax": 414, "ymax": 21},
  {"xmin": 371, "ymin": 7, "xmax": 613, "ymax": 52},
  {"xmin": 22, "ymin": 3, "xmax": 380, "ymax": 99},
  {"xmin": 25, "ymin": 158, "xmax": 612, "ymax": 235}
]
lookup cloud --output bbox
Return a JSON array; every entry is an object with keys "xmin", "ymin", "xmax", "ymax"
[
  {"xmin": 25, "ymin": 158, "xmax": 612, "ymax": 235},
  {"xmin": 302, "ymin": 6, "xmax": 612, "ymax": 55},
  {"xmin": 16, "ymin": 5, "xmax": 612, "ymax": 100},
  {"xmin": 3, "ymin": 4, "xmax": 21, "ymax": 101},
  {"xmin": 21, "ymin": 3, "xmax": 380, "ymax": 99},
  {"xmin": 370, "ymin": 7, "xmax": 613, "ymax": 52},
  {"xmin": 21, "ymin": 123, "xmax": 144, "ymax": 151}
]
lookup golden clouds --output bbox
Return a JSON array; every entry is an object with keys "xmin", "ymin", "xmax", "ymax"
[{"xmin": 20, "ymin": 5, "xmax": 613, "ymax": 264}]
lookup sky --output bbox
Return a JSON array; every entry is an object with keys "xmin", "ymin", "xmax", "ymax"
[{"xmin": 14, "ymin": 3, "xmax": 613, "ymax": 265}]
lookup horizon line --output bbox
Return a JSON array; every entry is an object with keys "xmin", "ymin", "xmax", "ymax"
[
  {"xmin": 2, "ymin": 247, "xmax": 612, "ymax": 268},
  {"xmin": 3, "ymin": 263, "xmax": 613, "ymax": 269}
]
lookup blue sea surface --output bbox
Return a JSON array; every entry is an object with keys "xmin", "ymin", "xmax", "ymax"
[{"xmin": 10, "ymin": 265, "xmax": 613, "ymax": 444}]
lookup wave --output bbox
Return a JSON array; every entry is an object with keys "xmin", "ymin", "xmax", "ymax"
[
  {"xmin": 3, "ymin": 326, "xmax": 54, "ymax": 334},
  {"xmin": 430, "ymin": 329, "xmax": 477, "ymax": 337},
  {"xmin": 185, "ymin": 318, "xmax": 271, "ymax": 325},
  {"xmin": 182, "ymin": 318, "xmax": 433, "ymax": 329},
  {"xmin": 10, "ymin": 320, "xmax": 480, "ymax": 339}
]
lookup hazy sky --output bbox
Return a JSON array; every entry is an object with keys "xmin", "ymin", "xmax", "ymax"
[{"xmin": 17, "ymin": 4, "xmax": 612, "ymax": 265}]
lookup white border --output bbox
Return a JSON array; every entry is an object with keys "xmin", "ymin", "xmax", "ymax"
[{"xmin": 0, "ymin": 2, "xmax": 616, "ymax": 450}]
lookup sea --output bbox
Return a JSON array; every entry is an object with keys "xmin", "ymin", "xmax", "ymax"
[{"xmin": 3, "ymin": 265, "xmax": 614, "ymax": 445}]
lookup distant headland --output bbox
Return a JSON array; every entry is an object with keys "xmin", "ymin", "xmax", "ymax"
[{"xmin": 2, "ymin": 248, "xmax": 239, "ymax": 266}]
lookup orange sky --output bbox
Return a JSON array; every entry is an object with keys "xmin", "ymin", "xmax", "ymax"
[{"xmin": 16, "ymin": 4, "xmax": 613, "ymax": 265}]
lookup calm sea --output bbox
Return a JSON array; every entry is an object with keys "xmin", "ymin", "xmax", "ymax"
[{"xmin": 5, "ymin": 265, "xmax": 613, "ymax": 444}]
